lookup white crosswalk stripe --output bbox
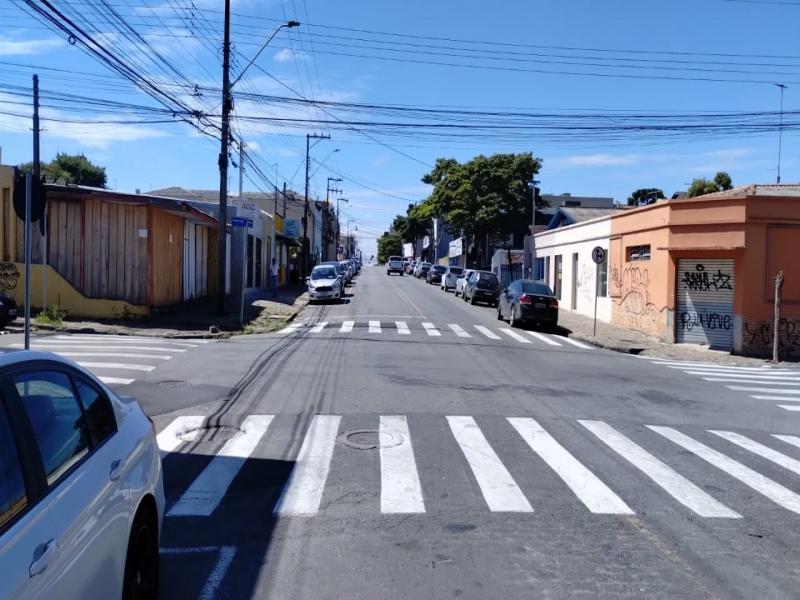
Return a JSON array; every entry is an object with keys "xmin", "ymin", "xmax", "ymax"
[
  {"xmin": 76, "ymin": 362, "xmax": 155, "ymax": 372},
  {"xmin": 13, "ymin": 342, "xmax": 185, "ymax": 353},
  {"xmin": 340, "ymin": 320, "xmax": 354, "ymax": 333},
  {"xmin": 422, "ymin": 322, "xmax": 441, "ymax": 337},
  {"xmin": 395, "ymin": 321, "xmax": 410, "ymax": 335},
  {"xmin": 474, "ymin": 325, "xmax": 501, "ymax": 340},
  {"xmin": 779, "ymin": 405, "xmax": 800, "ymax": 411},
  {"xmin": 54, "ymin": 334, "xmax": 201, "ymax": 347},
  {"xmin": 559, "ymin": 337, "xmax": 592, "ymax": 349},
  {"xmin": 649, "ymin": 426, "xmax": 800, "ymax": 515},
  {"xmin": 157, "ymin": 416, "xmax": 206, "ymax": 454},
  {"xmin": 381, "ymin": 416, "xmax": 425, "ymax": 514},
  {"xmin": 310, "ymin": 321, "xmax": 328, "ymax": 333},
  {"xmin": 750, "ymin": 395, "xmax": 800, "ymax": 401},
  {"xmin": 773, "ymin": 434, "xmax": 800, "ymax": 449},
  {"xmin": 52, "ymin": 352, "xmax": 172, "ymax": 360},
  {"xmin": 691, "ymin": 372, "xmax": 800, "ymax": 381},
  {"xmin": 447, "ymin": 324, "xmax": 471, "ymax": 338},
  {"xmin": 726, "ymin": 386, "xmax": 800, "ymax": 394},
  {"xmin": 279, "ymin": 323, "xmax": 303, "ymax": 334},
  {"xmin": 169, "ymin": 415, "xmax": 274, "ymax": 517},
  {"xmin": 708, "ymin": 379, "xmax": 800, "ymax": 386},
  {"xmin": 526, "ymin": 331, "xmax": 561, "ymax": 346},
  {"xmin": 98, "ymin": 376, "xmax": 135, "ymax": 385},
  {"xmin": 508, "ymin": 417, "xmax": 633, "ymax": 514},
  {"xmin": 710, "ymin": 430, "xmax": 800, "ymax": 476},
  {"xmin": 580, "ymin": 420, "xmax": 739, "ymax": 518},
  {"xmin": 499, "ymin": 328, "xmax": 531, "ymax": 344},
  {"xmin": 368, "ymin": 320, "xmax": 381, "ymax": 333}
]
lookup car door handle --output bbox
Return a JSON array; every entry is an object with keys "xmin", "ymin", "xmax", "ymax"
[
  {"xmin": 110, "ymin": 458, "xmax": 125, "ymax": 481},
  {"xmin": 29, "ymin": 539, "xmax": 56, "ymax": 577}
]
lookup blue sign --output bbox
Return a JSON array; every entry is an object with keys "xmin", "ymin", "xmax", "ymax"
[{"xmin": 231, "ymin": 217, "xmax": 254, "ymax": 228}]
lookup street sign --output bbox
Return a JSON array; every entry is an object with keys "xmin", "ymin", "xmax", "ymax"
[
  {"xmin": 231, "ymin": 217, "xmax": 250, "ymax": 227},
  {"xmin": 592, "ymin": 246, "xmax": 606, "ymax": 264}
]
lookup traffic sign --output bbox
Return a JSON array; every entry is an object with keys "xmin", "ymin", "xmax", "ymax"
[
  {"xmin": 592, "ymin": 246, "xmax": 606, "ymax": 264},
  {"xmin": 231, "ymin": 217, "xmax": 251, "ymax": 227}
]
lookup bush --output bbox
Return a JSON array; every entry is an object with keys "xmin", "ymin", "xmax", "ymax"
[{"xmin": 35, "ymin": 304, "xmax": 67, "ymax": 326}]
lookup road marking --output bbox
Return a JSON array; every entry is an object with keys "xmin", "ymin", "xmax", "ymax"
[
  {"xmin": 380, "ymin": 415, "xmax": 425, "ymax": 514},
  {"xmin": 559, "ymin": 337, "xmax": 592, "ymax": 349},
  {"xmin": 474, "ymin": 325, "xmax": 501, "ymax": 340},
  {"xmin": 726, "ymin": 386, "xmax": 800, "ymax": 394},
  {"xmin": 773, "ymin": 434, "xmax": 800, "ymax": 449},
  {"xmin": 75, "ymin": 362, "xmax": 156, "ymax": 372},
  {"xmin": 710, "ymin": 430, "xmax": 800, "ymax": 476},
  {"xmin": 199, "ymin": 546, "xmax": 237, "ymax": 600},
  {"xmin": 779, "ymin": 405, "xmax": 800, "ymax": 411},
  {"xmin": 395, "ymin": 321, "xmax": 410, "ymax": 335},
  {"xmin": 310, "ymin": 321, "xmax": 328, "ymax": 333},
  {"xmin": 579, "ymin": 420, "xmax": 739, "ymax": 518},
  {"xmin": 274, "ymin": 415, "xmax": 341, "ymax": 516},
  {"xmin": 447, "ymin": 416, "xmax": 532, "ymax": 513},
  {"xmin": 648, "ymin": 425, "xmax": 800, "ymax": 515},
  {"xmin": 707, "ymin": 379, "xmax": 800, "ymax": 386},
  {"xmin": 422, "ymin": 322, "xmax": 441, "ymax": 337},
  {"xmin": 98, "ymin": 376, "xmax": 135, "ymax": 385},
  {"xmin": 13, "ymin": 343, "xmax": 184, "ymax": 353},
  {"xmin": 526, "ymin": 331, "xmax": 561, "ymax": 346},
  {"xmin": 689, "ymin": 371, "xmax": 800, "ymax": 381},
  {"xmin": 47, "ymin": 352, "xmax": 172, "ymax": 360},
  {"xmin": 657, "ymin": 361, "xmax": 788, "ymax": 372},
  {"xmin": 340, "ymin": 320, "xmax": 354, "ymax": 333},
  {"xmin": 750, "ymin": 395, "xmax": 800, "ymax": 401},
  {"xmin": 157, "ymin": 415, "xmax": 205, "ymax": 454},
  {"xmin": 168, "ymin": 415, "xmax": 274, "ymax": 517},
  {"xmin": 448, "ymin": 324, "xmax": 471, "ymax": 338},
  {"xmin": 368, "ymin": 320, "xmax": 381, "ymax": 333},
  {"xmin": 499, "ymin": 328, "xmax": 531, "ymax": 344},
  {"xmin": 508, "ymin": 417, "xmax": 632, "ymax": 514},
  {"xmin": 278, "ymin": 323, "xmax": 302, "ymax": 334},
  {"xmin": 54, "ymin": 335, "xmax": 201, "ymax": 348}
]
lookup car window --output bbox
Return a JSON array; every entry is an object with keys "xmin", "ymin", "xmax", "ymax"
[
  {"xmin": 450, "ymin": 268, "xmax": 463, "ymax": 275},
  {"xmin": 521, "ymin": 282, "xmax": 554, "ymax": 295},
  {"xmin": 14, "ymin": 371, "xmax": 90, "ymax": 487},
  {"xmin": 480, "ymin": 272, "xmax": 500, "ymax": 285},
  {"xmin": 0, "ymin": 402, "xmax": 27, "ymax": 529},
  {"xmin": 74, "ymin": 377, "xmax": 116, "ymax": 447}
]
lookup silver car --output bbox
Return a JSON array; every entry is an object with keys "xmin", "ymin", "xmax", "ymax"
[
  {"xmin": 307, "ymin": 265, "xmax": 343, "ymax": 303},
  {"xmin": 454, "ymin": 269, "xmax": 474, "ymax": 297}
]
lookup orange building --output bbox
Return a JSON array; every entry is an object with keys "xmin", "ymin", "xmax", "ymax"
[{"xmin": 608, "ymin": 185, "xmax": 800, "ymax": 356}]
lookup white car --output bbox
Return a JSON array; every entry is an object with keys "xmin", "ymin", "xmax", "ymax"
[
  {"xmin": 0, "ymin": 350, "xmax": 164, "ymax": 600},
  {"xmin": 307, "ymin": 265, "xmax": 343, "ymax": 303},
  {"xmin": 440, "ymin": 266, "xmax": 464, "ymax": 292},
  {"xmin": 454, "ymin": 269, "xmax": 474, "ymax": 297}
]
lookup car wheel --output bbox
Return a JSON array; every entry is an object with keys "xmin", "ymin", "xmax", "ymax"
[
  {"xmin": 122, "ymin": 507, "xmax": 159, "ymax": 600},
  {"xmin": 497, "ymin": 304, "xmax": 504, "ymax": 321},
  {"xmin": 469, "ymin": 293, "xmax": 476, "ymax": 305},
  {"xmin": 510, "ymin": 307, "xmax": 517, "ymax": 328}
]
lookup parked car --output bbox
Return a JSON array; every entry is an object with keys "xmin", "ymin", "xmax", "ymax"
[
  {"xmin": 386, "ymin": 255, "xmax": 404, "ymax": 276},
  {"xmin": 307, "ymin": 265, "xmax": 343, "ymax": 303},
  {"xmin": 463, "ymin": 270, "xmax": 501, "ymax": 306},
  {"xmin": 0, "ymin": 351, "xmax": 164, "ymax": 600},
  {"xmin": 415, "ymin": 262, "xmax": 432, "ymax": 278},
  {"xmin": 440, "ymin": 266, "xmax": 464, "ymax": 292},
  {"xmin": 454, "ymin": 269, "xmax": 474, "ymax": 298},
  {"xmin": 321, "ymin": 261, "xmax": 349, "ymax": 284},
  {"xmin": 497, "ymin": 279, "xmax": 559, "ymax": 329},
  {"xmin": 426, "ymin": 264, "xmax": 447, "ymax": 284},
  {"xmin": 406, "ymin": 260, "xmax": 418, "ymax": 275},
  {"xmin": 0, "ymin": 292, "xmax": 18, "ymax": 328},
  {"xmin": 338, "ymin": 260, "xmax": 354, "ymax": 284}
]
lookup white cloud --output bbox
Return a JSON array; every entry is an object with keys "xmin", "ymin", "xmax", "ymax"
[
  {"xmin": 0, "ymin": 37, "xmax": 62, "ymax": 56},
  {"xmin": 372, "ymin": 154, "xmax": 391, "ymax": 168},
  {"xmin": 245, "ymin": 140, "xmax": 261, "ymax": 152},
  {"xmin": 274, "ymin": 48, "xmax": 308, "ymax": 63},
  {"xmin": 550, "ymin": 153, "xmax": 642, "ymax": 167}
]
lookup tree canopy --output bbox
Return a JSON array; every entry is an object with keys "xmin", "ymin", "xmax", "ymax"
[
  {"xmin": 687, "ymin": 171, "xmax": 733, "ymax": 198},
  {"xmin": 377, "ymin": 231, "xmax": 403, "ymax": 264},
  {"xmin": 627, "ymin": 188, "xmax": 665, "ymax": 206},
  {"xmin": 19, "ymin": 153, "xmax": 107, "ymax": 188}
]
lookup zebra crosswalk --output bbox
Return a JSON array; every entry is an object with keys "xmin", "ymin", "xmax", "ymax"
[
  {"xmin": 157, "ymin": 413, "xmax": 800, "ymax": 521},
  {"xmin": 643, "ymin": 357, "xmax": 800, "ymax": 412},
  {"xmin": 10, "ymin": 334, "xmax": 210, "ymax": 385},
  {"xmin": 277, "ymin": 319, "xmax": 592, "ymax": 349}
]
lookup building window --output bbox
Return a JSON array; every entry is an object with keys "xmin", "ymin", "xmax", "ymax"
[
  {"xmin": 554, "ymin": 254, "xmax": 562, "ymax": 300},
  {"xmin": 598, "ymin": 254, "xmax": 608, "ymax": 297},
  {"xmin": 535, "ymin": 257, "xmax": 545, "ymax": 280},
  {"xmin": 627, "ymin": 245, "xmax": 651, "ymax": 261}
]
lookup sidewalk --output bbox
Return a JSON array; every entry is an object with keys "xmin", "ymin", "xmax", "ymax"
[
  {"xmin": 557, "ymin": 309, "xmax": 790, "ymax": 367},
  {"xmin": 25, "ymin": 284, "xmax": 308, "ymax": 339}
]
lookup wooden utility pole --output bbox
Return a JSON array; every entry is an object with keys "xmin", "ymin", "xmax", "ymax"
[
  {"xmin": 216, "ymin": 0, "xmax": 232, "ymax": 314},
  {"xmin": 773, "ymin": 271, "xmax": 784, "ymax": 364}
]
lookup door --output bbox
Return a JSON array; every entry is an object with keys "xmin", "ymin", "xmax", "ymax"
[
  {"xmin": 255, "ymin": 237, "xmax": 263, "ymax": 287},
  {"xmin": 554, "ymin": 255, "xmax": 562, "ymax": 300},
  {"xmin": 571, "ymin": 252, "xmax": 579, "ymax": 310},
  {"xmin": 676, "ymin": 259, "xmax": 735, "ymax": 349}
]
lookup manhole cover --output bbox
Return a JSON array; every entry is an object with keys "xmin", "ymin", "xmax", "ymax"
[
  {"xmin": 338, "ymin": 429, "xmax": 404, "ymax": 450},
  {"xmin": 179, "ymin": 424, "xmax": 243, "ymax": 442},
  {"xmin": 157, "ymin": 380, "xmax": 190, "ymax": 389}
]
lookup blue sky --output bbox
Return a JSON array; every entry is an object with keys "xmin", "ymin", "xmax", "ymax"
[{"xmin": 1, "ymin": 0, "xmax": 799, "ymax": 258}]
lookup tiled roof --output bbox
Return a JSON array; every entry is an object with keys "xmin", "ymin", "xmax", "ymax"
[
  {"xmin": 689, "ymin": 183, "xmax": 800, "ymax": 199},
  {"xmin": 559, "ymin": 207, "xmax": 625, "ymax": 223}
]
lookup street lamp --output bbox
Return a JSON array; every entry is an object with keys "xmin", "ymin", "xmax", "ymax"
[{"xmin": 231, "ymin": 21, "xmax": 300, "ymax": 89}]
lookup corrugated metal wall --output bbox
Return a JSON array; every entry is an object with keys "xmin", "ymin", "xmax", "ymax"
[{"xmin": 676, "ymin": 258, "xmax": 735, "ymax": 349}]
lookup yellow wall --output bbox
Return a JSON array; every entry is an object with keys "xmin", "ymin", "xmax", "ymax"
[
  {"xmin": 6, "ymin": 262, "xmax": 147, "ymax": 319},
  {"xmin": 0, "ymin": 166, "xmax": 15, "ymax": 262}
]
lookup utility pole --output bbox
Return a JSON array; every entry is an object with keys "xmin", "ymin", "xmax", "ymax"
[
  {"xmin": 325, "ymin": 177, "xmax": 342, "ymax": 261},
  {"xmin": 303, "ymin": 133, "xmax": 330, "ymax": 277},
  {"xmin": 216, "ymin": 0, "xmax": 232, "ymax": 315},
  {"xmin": 33, "ymin": 74, "xmax": 47, "ymax": 310},
  {"xmin": 336, "ymin": 197, "xmax": 348, "ymax": 259},
  {"xmin": 776, "ymin": 83, "xmax": 787, "ymax": 184}
]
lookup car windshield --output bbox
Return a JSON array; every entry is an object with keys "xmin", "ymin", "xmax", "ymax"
[
  {"xmin": 479, "ymin": 272, "xmax": 499, "ymax": 285},
  {"xmin": 449, "ymin": 268, "xmax": 463, "ymax": 275},
  {"xmin": 421, "ymin": 263, "xmax": 431, "ymax": 268},
  {"xmin": 311, "ymin": 268, "xmax": 336, "ymax": 280},
  {"xmin": 520, "ymin": 282, "xmax": 553, "ymax": 295},
  {"xmin": 433, "ymin": 266, "xmax": 446, "ymax": 272}
]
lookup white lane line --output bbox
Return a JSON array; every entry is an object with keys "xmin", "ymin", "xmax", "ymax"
[
  {"xmin": 45, "ymin": 352, "xmax": 172, "ymax": 360},
  {"xmin": 707, "ymin": 379, "xmax": 800, "ymax": 386},
  {"xmin": 500, "ymin": 328, "xmax": 531, "ymax": 344},
  {"xmin": 157, "ymin": 415, "xmax": 206, "ymax": 454},
  {"xmin": 648, "ymin": 426, "xmax": 800, "ymax": 515},
  {"xmin": 55, "ymin": 335, "xmax": 200, "ymax": 348},
  {"xmin": 340, "ymin": 320, "xmax": 354, "ymax": 333},
  {"xmin": 710, "ymin": 430, "xmax": 800, "ymax": 476},
  {"xmin": 274, "ymin": 415, "xmax": 341, "ymax": 516},
  {"xmin": 13, "ymin": 343, "xmax": 183, "ymax": 353},
  {"xmin": 689, "ymin": 371, "xmax": 800, "ymax": 381},
  {"xmin": 657, "ymin": 361, "xmax": 789, "ymax": 371},
  {"xmin": 168, "ymin": 415, "xmax": 274, "ymax": 517},
  {"xmin": 99, "ymin": 376, "xmax": 134, "ymax": 385},
  {"xmin": 368, "ymin": 320, "xmax": 381, "ymax": 333},
  {"xmin": 75, "ymin": 362, "xmax": 155, "ymax": 372},
  {"xmin": 422, "ymin": 322, "xmax": 441, "ymax": 337},
  {"xmin": 508, "ymin": 417, "xmax": 633, "ymax": 514},
  {"xmin": 474, "ymin": 325, "xmax": 501, "ymax": 340},
  {"xmin": 559, "ymin": 337, "xmax": 592, "ymax": 349},
  {"xmin": 773, "ymin": 434, "xmax": 800, "ymax": 449},
  {"xmin": 526, "ymin": 331, "xmax": 561, "ymax": 346},
  {"xmin": 310, "ymin": 321, "xmax": 328, "ymax": 333},
  {"xmin": 579, "ymin": 420, "xmax": 739, "ymax": 518},
  {"xmin": 395, "ymin": 321, "xmax": 411, "ymax": 335},
  {"xmin": 726, "ymin": 386, "xmax": 800, "ymax": 394},
  {"xmin": 199, "ymin": 546, "xmax": 237, "ymax": 600},
  {"xmin": 448, "ymin": 324, "xmax": 471, "ymax": 338},
  {"xmin": 380, "ymin": 415, "xmax": 425, "ymax": 514},
  {"xmin": 750, "ymin": 395, "xmax": 800, "ymax": 402},
  {"xmin": 779, "ymin": 405, "xmax": 800, "ymax": 411},
  {"xmin": 447, "ymin": 416, "xmax": 532, "ymax": 513}
]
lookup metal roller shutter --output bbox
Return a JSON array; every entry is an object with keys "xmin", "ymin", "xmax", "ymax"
[{"xmin": 676, "ymin": 259, "xmax": 734, "ymax": 349}]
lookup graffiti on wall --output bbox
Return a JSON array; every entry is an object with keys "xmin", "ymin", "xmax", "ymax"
[
  {"xmin": 578, "ymin": 263, "xmax": 594, "ymax": 305},
  {"xmin": 681, "ymin": 264, "xmax": 732, "ymax": 292},
  {"xmin": 679, "ymin": 311, "xmax": 731, "ymax": 332},
  {"xmin": 0, "ymin": 262, "xmax": 20, "ymax": 292},
  {"xmin": 745, "ymin": 319, "xmax": 800, "ymax": 354},
  {"xmin": 610, "ymin": 265, "xmax": 663, "ymax": 329}
]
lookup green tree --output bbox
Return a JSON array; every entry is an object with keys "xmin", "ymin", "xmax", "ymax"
[
  {"xmin": 18, "ymin": 153, "xmax": 107, "ymax": 187},
  {"xmin": 377, "ymin": 231, "xmax": 403, "ymax": 264},
  {"xmin": 627, "ymin": 188, "xmax": 665, "ymax": 206},
  {"xmin": 687, "ymin": 171, "xmax": 733, "ymax": 198}
]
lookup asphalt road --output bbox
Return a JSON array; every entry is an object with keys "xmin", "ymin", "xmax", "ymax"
[{"xmin": 71, "ymin": 265, "xmax": 800, "ymax": 599}]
